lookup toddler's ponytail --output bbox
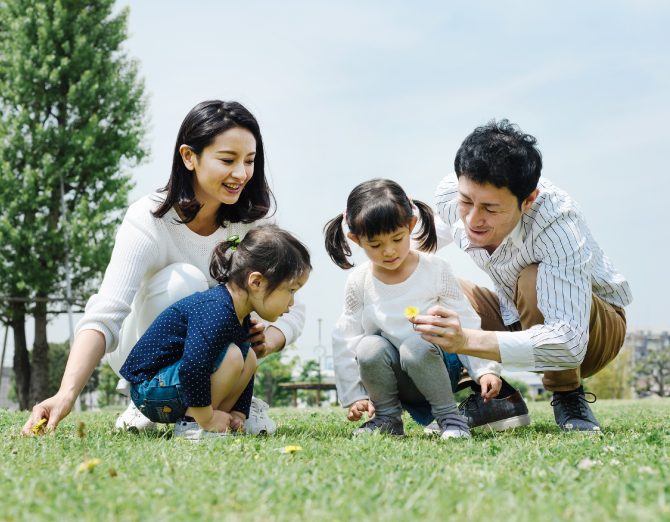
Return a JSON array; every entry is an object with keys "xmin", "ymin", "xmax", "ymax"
[
  {"xmin": 209, "ymin": 235, "xmax": 240, "ymax": 284},
  {"xmin": 324, "ymin": 214, "xmax": 354, "ymax": 270},
  {"xmin": 412, "ymin": 200, "xmax": 437, "ymax": 253}
]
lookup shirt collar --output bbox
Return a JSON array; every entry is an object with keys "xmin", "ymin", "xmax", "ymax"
[{"xmin": 508, "ymin": 218, "xmax": 525, "ymax": 249}]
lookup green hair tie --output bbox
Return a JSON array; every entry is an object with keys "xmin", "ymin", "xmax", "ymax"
[{"xmin": 227, "ymin": 234, "xmax": 241, "ymax": 250}]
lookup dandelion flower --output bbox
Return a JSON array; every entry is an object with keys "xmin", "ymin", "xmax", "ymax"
[
  {"xmin": 280, "ymin": 445, "xmax": 302, "ymax": 454},
  {"xmin": 76, "ymin": 458, "xmax": 101, "ymax": 474},
  {"xmin": 404, "ymin": 307, "xmax": 419, "ymax": 318},
  {"xmin": 32, "ymin": 418, "xmax": 48, "ymax": 435}
]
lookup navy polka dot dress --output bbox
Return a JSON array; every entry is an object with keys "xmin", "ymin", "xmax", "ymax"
[{"xmin": 120, "ymin": 284, "xmax": 254, "ymax": 416}]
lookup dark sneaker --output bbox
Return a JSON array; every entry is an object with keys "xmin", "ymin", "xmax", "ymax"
[
  {"xmin": 352, "ymin": 415, "xmax": 404, "ymax": 437},
  {"xmin": 550, "ymin": 385, "xmax": 601, "ymax": 434},
  {"xmin": 458, "ymin": 390, "xmax": 531, "ymax": 431},
  {"xmin": 436, "ymin": 413, "xmax": 470, "ymax": 439}
]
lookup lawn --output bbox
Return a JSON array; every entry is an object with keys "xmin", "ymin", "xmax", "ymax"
[{"xmin": 1, "ymin": 400, "xmax": 670, "ymax": 522}]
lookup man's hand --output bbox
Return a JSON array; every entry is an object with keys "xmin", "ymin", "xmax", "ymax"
[
  {"xmin": 410, "ymin": 306, "xmax": 467, "ymax": 354},
  {"xmin": 479, "ymin": 374, "xmax": 502, "ymax": 403},
  {"xmin": 21, "ymin": 392, "xmax": 75, "ymax": 436},
  {"xmin": 229, "ymin": 411, "xmax": 247, "ymax": 432},
  {"xmin": 347, "ymin": 399, "xmax": 375, "ymax": 422}
]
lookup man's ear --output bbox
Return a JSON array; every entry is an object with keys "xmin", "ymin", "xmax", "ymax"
[
  {"xmin": 408, "ymin": 215, "xmax": 418, "ymax": 234},
  {"xmin": 347, "ymin": 232, "xmax": 361, "ymax": 247},
  {"xmin": 246, "ymin": 271, "xmax": 264, "ymax": 293},
  {"xmin": 522, "ymin": 189, "xmax": 540, "ymax": 214},
  {"xmin": 180, "ymin": 144, "xmax": 197, "ymax": 171}
]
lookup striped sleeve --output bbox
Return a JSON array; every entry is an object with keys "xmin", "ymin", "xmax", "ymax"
[{"xmin": 497, "ymin": 211, "xmax": 593, "ymax": 371}]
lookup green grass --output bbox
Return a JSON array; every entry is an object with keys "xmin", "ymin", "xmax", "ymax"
[{"xmin": 2, "ymin": 400, "xmax": 670, "ymax": 522}]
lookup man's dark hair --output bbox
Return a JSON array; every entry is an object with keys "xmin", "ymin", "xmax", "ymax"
[{"xmin": 454, "ymin": 119, "xmax": 542, "ymax": 208}]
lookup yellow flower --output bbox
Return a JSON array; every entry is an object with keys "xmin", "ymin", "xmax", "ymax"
[
  {"xmin": 76, "ymin": 458, "xmax": 101, "ymax": 474},
  {"xmin": 32, "ymin": 418, "xmax": 48, "ymax": 435},
  {"xmin": 404, "ymin": 306, "xmax": 419, "ymax": 318},
  {"xmin": 280, "ymin": 445, "xmax": 302, "ymax": 454}
]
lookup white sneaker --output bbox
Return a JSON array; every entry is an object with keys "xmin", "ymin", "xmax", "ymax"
[
  {"xmin": 115, "ymin": 402, "xmax": 157, "ymax": 432},
  {"xmin": 173, "ymin": 418, "xmax": 230, "ymax": 442},
  {"xmin": 244, "ymin": 397, "xmax": 277, "ymax": 435}
]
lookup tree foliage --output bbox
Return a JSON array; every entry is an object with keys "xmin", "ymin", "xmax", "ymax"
[
  {"xmin": 633, "ymin": 348, "xmax": 670, "ymax": 398},
  {"xmin": 585, "ymin": 347, "xmax": 632, "ymax": 399},
  {"xmin": 254, "ymin": 352, "xmax": 297, "ymax": 407},
  {"xmin": 0, "ymin": 0, "xmax": 148, "ymax": 408}
]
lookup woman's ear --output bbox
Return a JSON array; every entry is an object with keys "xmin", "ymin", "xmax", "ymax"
[
  {"xmin": 246, "ymin": 271, "xmax": 264, "ymax": 293},
  {"xmin": 408, "ymin": 215, "xmax": 418, "ymax": 234},
  {"xmin": 179, "ymin": 144, "xmax": 197, "ymax": 171},
  {"xmin": 347, "ymin": 232, "xmax": 361, "ymax": 247}
]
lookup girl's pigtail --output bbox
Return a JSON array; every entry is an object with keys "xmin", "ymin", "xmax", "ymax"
[
  {"xmin": 209, "ymin": 240, "xmax": 235, "ymax": 283},
  {"xmin": 413, "ymin": 199, "xmax": 437, "ymax": 253},
  {"xmin": 323, "ymin": 214, "xmax": 354, "ymax": 270}
]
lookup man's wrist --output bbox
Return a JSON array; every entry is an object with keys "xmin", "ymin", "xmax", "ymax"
[{"xmin": 461, "ymin": 329, "xmax": 502, "ymax": 363}]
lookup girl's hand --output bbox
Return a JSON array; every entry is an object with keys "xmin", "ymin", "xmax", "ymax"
[
  {"xmin": 479, "ymin": 374, "xmax": 502, "ymax": 403},
  {"xmin": 229, "ymin": 411, "xmax": 247, "ymax": 432},
  {"xmin": 347, "ymin": 400, "xmax": 375, "ymax": 422}
]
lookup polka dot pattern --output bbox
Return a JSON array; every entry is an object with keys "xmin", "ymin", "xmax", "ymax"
[{"xmin": 120, "ymin": 284, "xmax": 254, "ymax": 415}]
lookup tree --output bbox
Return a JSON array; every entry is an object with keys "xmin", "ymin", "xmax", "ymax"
[
  {"xmin": 0, "ymin": 0, "xmax": 148, "ymax": 409},
  {"xmin": 254, "ymin": 352, "xmax": 297, "ymax": 407},
  {"xmin": 97, "ymin": 361, "xmax": 122, "ymax": 408},
  {"xmin": 633, "ymin": 349, "xmax": 670, "ymax": 398},
  {"xmin": 585, "ymin": 348, "xmax": 632, "ymax": 399},
  {"xmin": 298, "ymin": 359, "xmax": 328, "ymax": 406}
]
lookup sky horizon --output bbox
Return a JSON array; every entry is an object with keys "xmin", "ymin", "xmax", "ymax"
[{"xmin": 2, "ymin": 0, "xmax": 669, "ymax": 369}]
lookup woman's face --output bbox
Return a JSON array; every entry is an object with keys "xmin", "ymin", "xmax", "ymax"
[{"xmin": 181, "ymin": 127, "xmax": 257, "ymax": 208}]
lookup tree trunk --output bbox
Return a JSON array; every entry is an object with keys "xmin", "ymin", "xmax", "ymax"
[
  {"xmin": 29, "ymin": 302, "xmax": 50, "ymax": 407},
  {"xmin": 11, "ymin": 304, "xmax": 30, "ymax": 410}
]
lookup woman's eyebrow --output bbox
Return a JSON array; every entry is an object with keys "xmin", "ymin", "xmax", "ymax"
[{"xmin": 215, "ymin": 150, "xmax": 238, "ymax": 155}]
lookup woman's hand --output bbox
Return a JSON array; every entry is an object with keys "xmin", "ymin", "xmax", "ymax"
[
  {"xmin": 21, "ymin": 329, "xmax": 106, "ymax": 436},
  {"xmin": 347, "ymin": 399, "xmax": 375, "ymax": 422},
  {"xmin": 479, "ymin": 374, "xmax": 502, "ymax": 403},
  {"xmin": 246, "ymin": 317, "xmax": 268, "ymax": 358},
  {"xmin": 21, "ymin": 392, "xmax": 75, "ymax": 436}
]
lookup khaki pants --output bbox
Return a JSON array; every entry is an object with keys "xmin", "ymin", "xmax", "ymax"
[{"xmin": 458, "ymin": 264, "xmax": 627, "ymax": 392}]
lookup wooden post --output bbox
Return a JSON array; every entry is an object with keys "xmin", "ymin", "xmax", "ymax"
[
  {"xmin": 316, "ymin": 385, "xmax": 320, "ymax": 407},
  {"xmin": 293, "ymin": 389, "xmax": 297, "ymax": 408}
]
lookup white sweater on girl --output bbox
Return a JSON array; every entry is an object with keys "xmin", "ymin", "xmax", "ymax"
[
  {"xmin": 75, "ymin": 192, "xmax": 306, "ymax": 353},
  {"xmin": 332, "ymin": 251, "xmax": 503, "ymax": 408}
]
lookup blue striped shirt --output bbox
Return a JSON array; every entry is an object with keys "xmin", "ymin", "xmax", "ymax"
[{"xmin": 435, "ymin": 173, "xmax": 632, "ymax": 372}]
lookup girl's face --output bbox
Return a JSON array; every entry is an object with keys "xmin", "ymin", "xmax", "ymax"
[
  {"xmin": 348, "ymin": 216, "xmax": 418, "ymax": 271},
  {"xmin": 181, "ymin": 127, "xmax": 256, "ymax": 209},
  {"xmin": 251, "ymin": 271, "xmax": 310, "ymax": 323}
]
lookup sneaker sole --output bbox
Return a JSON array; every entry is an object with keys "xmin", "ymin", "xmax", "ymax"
[{"xmin": 475, "ymin": 413, "xmax": 532, "ymax": 432}]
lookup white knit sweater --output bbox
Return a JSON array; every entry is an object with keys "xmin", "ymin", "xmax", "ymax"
[
  {"xmin": 75, "ymin": 193, "xmax": 306, "ymax": 353},
  {"xmin": 332, "ymin": 252, "xmax": 502, "ymax": 407}
]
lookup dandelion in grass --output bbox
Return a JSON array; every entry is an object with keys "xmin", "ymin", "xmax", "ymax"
[
  {"xmin": 32, "ymin": 418, "xmax": 48, "ymax": 435},
  {"xmin": 76, "ymin": 459, "xmax": 101, "ymax": 474},
  {"xmin": 404, "ymin": 306, "xmax": 419, "ymax": 330},
  {"xmin": 280, "ymin": 445, "xmax": 302, "ymax": 454},
  {"xmin": 74, "ymin": 420, "xmax": 100, "ymax": 476}
]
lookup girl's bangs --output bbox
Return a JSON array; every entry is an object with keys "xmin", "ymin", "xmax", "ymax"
[{"xmin": 350, "ymin": 199, "xmax": 410, "ymax": 239}]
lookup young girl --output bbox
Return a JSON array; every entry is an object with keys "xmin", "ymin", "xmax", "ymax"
[
  {"xmin": 325, "ymin": 179, "xmax": 503, "ymax": 439},
  {"xmin": 119, "ymin": 225, "xmax": 311, "ymax": 441}
]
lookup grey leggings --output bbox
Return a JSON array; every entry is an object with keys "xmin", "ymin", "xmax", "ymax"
[{"xmin": 356, "ymin": 335, "xmax": 459, "ymax": 420}]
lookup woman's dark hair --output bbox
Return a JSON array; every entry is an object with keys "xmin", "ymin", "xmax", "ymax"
[
  {"xmin": 153, "ymin": 100, "xmax": 275, "ymax": 226},
  {"xmin": 454, "ymin": 119, "xmax": 542, "ymax": 208},
  {"xmin": 210, "ymin": 225, "xmax": 312, "ymax": 297},
  {"xmin": 323, "ymin": 178, "xmax": 436, "ymax": 270}
]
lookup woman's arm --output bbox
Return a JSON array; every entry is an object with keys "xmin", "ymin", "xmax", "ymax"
[{"xmin": 21, "ymin": 330, "xmax": 106, "ymax": 435}]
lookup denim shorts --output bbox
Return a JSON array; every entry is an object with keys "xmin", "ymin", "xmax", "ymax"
[{"xmin": 130, "ymin": 345, "xmax": 230, "ymax": 424}]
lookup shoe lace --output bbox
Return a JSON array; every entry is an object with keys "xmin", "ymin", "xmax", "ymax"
[
  {"xmin": 360, "ymin": 415, "xmax": 394, "ymax": 430},
  {"xmin": 550, "ymin": 390, "xmax": 596, "ymax": 421},
  {"xmin": 250, "ymin": 397, "xmax": 269, "ymax": 415},
  {"xmin": 458, "ymin": 393, "xmax": 478, "ymax": 413}
]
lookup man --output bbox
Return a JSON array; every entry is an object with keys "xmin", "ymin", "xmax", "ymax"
[{"xmin": 414, "ymin": 119, "xmax": 631, "ymax": 434}]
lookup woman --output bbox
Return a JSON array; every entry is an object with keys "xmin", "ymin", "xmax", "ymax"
[{"xmin": 22, "ymin": 100, "xmax": 305, "ymax": 436}]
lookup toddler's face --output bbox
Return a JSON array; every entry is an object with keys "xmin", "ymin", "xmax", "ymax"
[
  {"xmin": 253, "ymin": 271, "xmax": 310, "ymax": 323},
  {"xmin": 351, "ymin": 218, "xmax": 417, "ymax": 272}
]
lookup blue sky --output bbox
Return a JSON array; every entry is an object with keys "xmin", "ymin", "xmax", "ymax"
[{"xmin": 3, "ymin": 0, "xmax": 669, "ymax": 366}]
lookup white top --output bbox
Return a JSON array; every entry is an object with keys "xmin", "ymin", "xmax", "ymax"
[
  {"xmin": 75, "ymin": 193, "xmax": 306, "ymax": 353},
  {"xmin": 332, "ymin": 251, "xmax": 503, "ymax": 407},
  {"xmin": 434, "ymin": 173, "xmax": 632, "ymax": 372}
]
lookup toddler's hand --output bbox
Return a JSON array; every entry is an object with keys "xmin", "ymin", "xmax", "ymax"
[
  {"xmin": 229, "ymin": 411, "xmax": 247, "ymax": 432},
  {"xmin": 479, "ymin": 374, "xmax": 501, "ymax": 403},
  {"xmin": 246, "ymin": 317, "xmax": 268, "ymax": 358},
  {"xmin": 209, "ymin": 410, "xmax": 233, "ymax": 433},
  {"xmin": 347, "ymin": 400, "xmax": 375, "ymax": 422}
]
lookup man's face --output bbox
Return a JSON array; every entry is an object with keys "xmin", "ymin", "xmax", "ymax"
[{"xmin": 457, "ymin": 176, "xmax": 535, "ymax": 251}]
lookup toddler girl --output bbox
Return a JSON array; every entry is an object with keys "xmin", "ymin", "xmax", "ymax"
[
  {"xmin": 120, "ymin": 225, "xmax": 311, "ymax": 441},
  {"xmin": 325, "ymin": 179, "xmax": 502, "ymax": 439}
]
